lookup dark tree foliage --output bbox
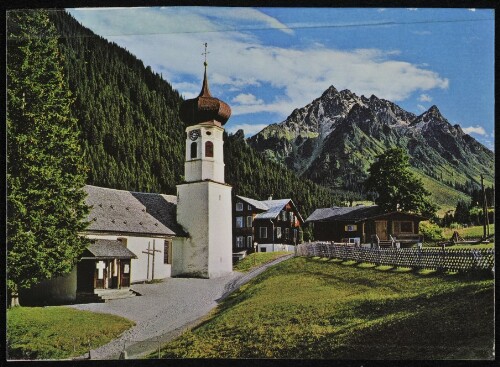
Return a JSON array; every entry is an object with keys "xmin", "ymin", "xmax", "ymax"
[
  {"xmin": 365, "ymin": 148, "xmax": 436, "ymax": 216},
  {"xmin": 224, "ymin": 131, "xmax": 341, "ymax": 218},
  {"xmin": 7, "ymin": 10, "xmax": 90, "ymax": 305},
  {"xmin": 49, "ymin": 10, "xmax": 186, "ymax": 194}
]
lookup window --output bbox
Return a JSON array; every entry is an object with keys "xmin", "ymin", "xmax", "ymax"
[
  {"xmin": 289, "ymin": 212, "xmax": 294, "ymax": 223},
  {"xmin": 164, "ymin": 239, "xmax": 172, "ymax": 264},
  {"xmin": 276, "ymin": 227, "xmax": 282, "ymax": 239},
  {"xmin": 236, "ymin": 202, "xmax": 243, "ymax": 211},
  {"xmin": 345, "ymin": 224, "xmax": 358, "ymax": 232},
  {"xmin": 285, "ymin": 228, "xmax": 290, "ymax": 240},
  {"xmin": 293, "ymin": 229, "xmax": 298, "ymax": 239},
  {"xmin": 236, "ymin": 236, "xmax": 244, "ymax": 248},
  {"xmin": 205, "ymin": 141, "xmax": 214, "ymax": 157},
  {"xmin": 395, "ymin": 221, "xmax": 413, "ymax": 234},
  {"xmin": 259, "ymin": 227, "xmax": 267, "ymax": 239},
  {"xmin": 247, "ymin": 236, "xmax": 253, "ymax": 247},
  {"xmin": 246, "ymin": 216, "xmax": 252, "ymax": 228},
  {"xmin": 248, "ymin": 204, "xmax": 252, "ymax": 210},
  {"xmin": 190, "ymin": 142, "xmax": 197, "ymax": 159},
  {"xmin": 236, "ymin": 217, "xmax": 244, "ymax": 228},
  {"xmin": 281, "ymin": 210, "xmax": 286, "ymax": 221}
]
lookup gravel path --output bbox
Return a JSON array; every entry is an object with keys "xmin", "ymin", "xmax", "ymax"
[{"xmin": 70, "ymin": 254, "xmax": 293, "ymax": 360}]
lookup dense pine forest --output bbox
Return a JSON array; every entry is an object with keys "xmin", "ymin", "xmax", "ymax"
[{"xmin": 49, "ymin": 11, "xmax": 341, "ymax": 216}]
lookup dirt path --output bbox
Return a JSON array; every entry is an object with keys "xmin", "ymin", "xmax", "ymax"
[{"xmin": 70, "ymin": 254, "xmax": 293, "ymax": 359}]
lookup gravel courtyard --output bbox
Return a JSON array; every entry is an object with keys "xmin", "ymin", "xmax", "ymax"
[{"xmin": 70, "ymin": 254, "xmax": 293, "ymax": 359}]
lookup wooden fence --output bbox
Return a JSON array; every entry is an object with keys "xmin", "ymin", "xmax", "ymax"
[{"xmin": 297, "ymin": 242, "xmax": 494, "ymax": 273}]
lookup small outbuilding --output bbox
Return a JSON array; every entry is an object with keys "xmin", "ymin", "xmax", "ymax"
[{"xmin": 305, "ymin": 205, "xmax": 427, "ymax": 246}]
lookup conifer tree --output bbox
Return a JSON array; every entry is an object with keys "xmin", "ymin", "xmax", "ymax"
[{"xmin": 7, "ymin": 10, "xmax": 90, "ymax": 306}]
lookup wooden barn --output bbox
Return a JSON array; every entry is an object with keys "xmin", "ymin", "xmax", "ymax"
[{"xmin": 305, "ymin": 205, "xmax": 427, "ymax": 246}]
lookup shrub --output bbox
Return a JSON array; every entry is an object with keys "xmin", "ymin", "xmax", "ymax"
[{"xmin": 419, "ymin": 221, "xmax": 444, "ymax": 242}]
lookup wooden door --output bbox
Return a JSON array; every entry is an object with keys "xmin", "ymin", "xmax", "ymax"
[
  {"xmin": 375, "ymin": 221, "xmax": 388, "ymax": 240},
  {"xmin": 77, "ymin": 260, "xmax": 95, "ymax": 292},
  {"xmin": 120, "ymin": 260, "xmax": 131, "ymax": 288}
]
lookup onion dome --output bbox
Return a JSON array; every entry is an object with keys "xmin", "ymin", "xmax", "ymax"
[{"xmin": 179, "ymin": 63, "xmax": 231, "ymax": 126}]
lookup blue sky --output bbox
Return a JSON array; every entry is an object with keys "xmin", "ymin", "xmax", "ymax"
[{"xmin": 67, "ymin": 7, "xmax": 494, "ymax": 150}]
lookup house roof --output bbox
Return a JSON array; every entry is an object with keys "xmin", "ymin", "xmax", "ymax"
[
  {"xmin": 81, "ymin": 239, "xmax": 138, "ymax": 259},
  {"xmin": 84, "ymin": 185, "xmax": 186, "ymax": 237},
  {"xmin": 236, "ymin": 195, "xmax": 269, "ymax": 211},
  {"xmin": 236, "ymin": 195, "xmax": 304, "ymax": 222},
  {"xmin": 305, "ymin": 205, "xmax": 427, "ymax": 223},
  {"xmin": 255, "ymin": 199, "xmax": 293, "ymax": 220},
  {"xmin": 306, "ymin": 205, "xmax": 383, "ymax": 223}
]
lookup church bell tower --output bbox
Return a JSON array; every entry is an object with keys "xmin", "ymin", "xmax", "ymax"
[{"xmin": 172, "ymin": 46, "xmax": 233, "ymax": 278}]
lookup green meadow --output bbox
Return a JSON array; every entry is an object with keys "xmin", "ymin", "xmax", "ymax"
[
  {"xmin": 7, "ymin": 306, "xmax": 134, "ymax": 360},
  {"xmin": 155, "ymin": 256, "xmax": 494, "ymax": 359}
]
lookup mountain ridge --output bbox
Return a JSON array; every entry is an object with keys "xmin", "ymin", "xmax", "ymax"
[{"xmin": 248, "ymin": 85, "xmax": 494, "ymax": 210}]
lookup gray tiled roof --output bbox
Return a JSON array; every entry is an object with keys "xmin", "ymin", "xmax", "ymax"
[
  {"xmin": 84, "ymin": 185, "xmax": 186, "ymax": 237},
  {"xmin": 305, "ymin": 205, "xmax": 383, "ymax": 223},
  {"xmin": 83, "ymin": 239, "xmax": 138, "ymax": 259}
]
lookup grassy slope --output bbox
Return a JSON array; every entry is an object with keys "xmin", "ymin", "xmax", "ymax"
[
  {"xmin": 233, "ymin": 252, "xmax": 289, "ymax": 273},
  {"xmin": 156, "ymin": 257, "xmax": 494, "ymax": 360},
  {"xmin": 411, "ymin": 168, "xmax": 470, "ymax": 215},
  {"xmin": 7, "ymin": 306, "xmax": 134, "ymax": 360}
]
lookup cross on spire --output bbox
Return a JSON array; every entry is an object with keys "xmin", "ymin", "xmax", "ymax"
[{"xmin": 202, "ymin": 42, "xmax": 210, "ymax": 66}]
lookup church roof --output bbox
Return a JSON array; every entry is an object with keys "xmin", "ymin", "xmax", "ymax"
[
  {"xmin": 81, "ymin": 239, "xmax": 138, "ymax": 259},
  {"xmin": 84, "ymin": 185, "xmax": 186, "ymax": 237},
  {"xmin": 179, "ymin": 63, "xmax": 231, "ymax": 126}
]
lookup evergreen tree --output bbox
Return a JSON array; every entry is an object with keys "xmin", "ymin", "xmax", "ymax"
[
  {"xmin": 365, "ymin": 148, "xmax": 436, "ymax": 216},
  {"xmin": 7, "ymin": 10, "xmax": 90, "ymax": 306}
]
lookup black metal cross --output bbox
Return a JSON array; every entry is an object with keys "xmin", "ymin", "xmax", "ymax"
[{"xmin": 202, "ymin": 42, "xmax": 210, "ymax": 64}]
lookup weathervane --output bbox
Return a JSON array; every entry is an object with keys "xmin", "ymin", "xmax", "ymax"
[{"xmin": 202, "ymin": 42, "xmax": 210, "ymax": 66}]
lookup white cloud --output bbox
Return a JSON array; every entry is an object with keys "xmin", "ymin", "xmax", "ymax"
[
  {"xmin": 232, "ymin": 93, "xmax": 264, "ymax": 105},
  {"xmin": 462, "ymin": 125, "xmax": 486, "ymax": 136},
  {"xmin": 68, "ymin": 7, "xmax": 450, "ymax": 119},
  {"xmin": 407, "ymin": 8, "xmax": 418, "ymax": 11},
  {"xmin": 417, "ymin": 104, "xmax": 426, "ymax": 112},
  {"xmin": 418, "ymin": 94, "xmax": 432, "ymax": 102},
  {"xmin": 468, "ymin": 8, "xmax": 476, "ymax": 12},
  {"xmin": 226, "ymin": 123, "xmax": 269, "ymax": 136}
]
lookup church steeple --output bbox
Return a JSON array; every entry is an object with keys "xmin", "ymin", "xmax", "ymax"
[{"xmin": 179, "ymin": 44, "xmax": 231, "ymax": 126}]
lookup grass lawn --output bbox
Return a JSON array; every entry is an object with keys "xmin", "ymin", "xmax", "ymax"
[
  {"xmin": 7, "ymin": 306, "xmax": 134, "ymax": 360},
  {"xmin": 442, "ymin": 224, "xmax": 495, "ymax": 239},
  {"xmin": 233, "ymin": 251, "xmax": 289, "ymax": 273},
  {"xmin": 155, "ymin": 257, "xmax": 494, "ymax": 360}
]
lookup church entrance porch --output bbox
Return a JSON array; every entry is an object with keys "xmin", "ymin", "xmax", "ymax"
[{"xmin": 78, "ymin": 239, "xmax": 137, "ymax": 293}]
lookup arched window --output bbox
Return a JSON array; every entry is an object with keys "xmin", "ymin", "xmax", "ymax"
[
  {"xmin": 190, "ymin": 142, "xmax": 197, "ymax": 159},
  {"xmin": 205, "ymin": 141, "xmax": 214, "ymax": 157}
]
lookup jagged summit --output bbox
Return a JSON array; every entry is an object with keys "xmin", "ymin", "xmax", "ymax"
[{"xmin": 248, "ymin": 84, "xmax": 494, "ymax": 201}]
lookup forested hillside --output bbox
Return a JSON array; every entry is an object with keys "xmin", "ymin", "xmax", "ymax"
[
  {"xmin": 49, "ymin": 10, "xmax": 340, "ymax": 216},
  {"xmin": 50, "ymin": 10, "xmax": 185, "ymax": 194}
]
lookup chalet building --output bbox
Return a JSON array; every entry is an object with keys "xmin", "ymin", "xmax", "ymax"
[
  {"xmin": 233, "ymin": 195, "xmax": 304, "ymax": 253},
  {"xmin": 305, "ymin": 205, "xmax": 427, "ymax": 246},
  {"xmin": 21, "ymin": 58, "xmax": 235, "ymax": 304}
]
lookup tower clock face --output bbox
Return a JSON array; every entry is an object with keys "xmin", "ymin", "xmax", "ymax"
[{"xmin": 189, "ymin": 129, "xmax": 200, "ymax": 141}]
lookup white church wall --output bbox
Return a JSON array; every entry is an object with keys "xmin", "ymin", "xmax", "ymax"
[
  {"xmin": 207, "ymin": 181, "xmax": 233, "ymax": 277},
  {"xmin": 174, "ymin": 182, "xmax": 210, "ymax": 277},
  {"xmin": 86, "ymin": 233, "xmax": 171, "ymax": 283}
]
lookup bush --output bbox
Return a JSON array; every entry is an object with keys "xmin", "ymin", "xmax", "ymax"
[{"xmin": 419, "ymin": 221, "xmax": 444, "ymax": 242}]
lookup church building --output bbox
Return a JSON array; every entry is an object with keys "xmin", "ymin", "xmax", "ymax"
[{"xmin": 21, "ymin": 58, "xmax": 234, "ymax": 305}]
